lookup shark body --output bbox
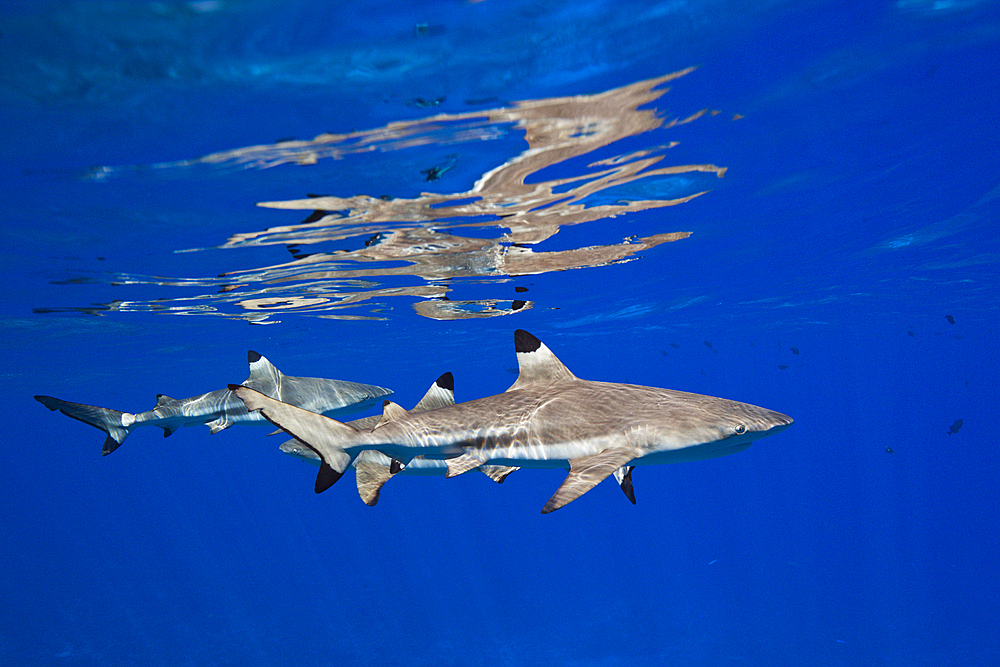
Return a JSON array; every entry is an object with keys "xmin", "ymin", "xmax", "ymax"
[
  {"xmin": 36, "ymin": 351, "xmax": 392, "ymax": 455},
  {"xmin": 279, "ymin": 371, "xmax": 518, "ymax": 505},
  {"xmin": 232, "ymin": 330, "xmax": 793, "ymax": 513}
]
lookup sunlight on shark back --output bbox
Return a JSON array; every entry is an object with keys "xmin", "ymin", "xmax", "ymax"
[{"xmin": 231, "ymin": 329, "xmax": 793, "ymax": 513}]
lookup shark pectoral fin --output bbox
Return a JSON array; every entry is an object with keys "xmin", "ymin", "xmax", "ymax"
[
  {"xmin": 612, "ymin": 466, "xmax": 636, "ymax": 505},
  {"xmin": 374, "ymin": 401, "xmax": 408, "ymax": 429},
  {"xmin": 480, "ymin": 465, "xmax": 519, "ymax": 484},
  {"xmin": 542, "ymin": 449, "xmax": 637, "ymax": 514},
  {"xmin": 445, "ymin": 451, "xmax": 488, "ymax": 478}
]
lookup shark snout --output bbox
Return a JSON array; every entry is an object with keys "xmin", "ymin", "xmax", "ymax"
[{"xmin": 759, "ymin": 411, "xmax": 794, "ymax": 436}]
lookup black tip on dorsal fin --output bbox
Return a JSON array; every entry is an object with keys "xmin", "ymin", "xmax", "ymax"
[
  {"xmin": 436, "ymin": 372, "xmax": 454, "ymax": 392},
  {"xmin": 248, "ymin": 350, "xmax": 262, "ymax": 363},
  {"xmin": 515, "ymin": 329, "xmax": 542, "ymax": 353}
]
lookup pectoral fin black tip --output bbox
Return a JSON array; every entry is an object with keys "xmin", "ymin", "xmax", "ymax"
[{"xmin": 315, "ymin": 461, "xmax": 343, "ymax": 493}]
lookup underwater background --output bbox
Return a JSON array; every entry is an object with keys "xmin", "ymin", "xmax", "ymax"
[{"xmin": 2, "ymin": 0, "xmax": 998, "ymax": 664}]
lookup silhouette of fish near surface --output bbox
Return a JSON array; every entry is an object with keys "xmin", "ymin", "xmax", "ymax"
[
  {"xmin": 280, "ymin": 371, "xmax": 518, "ymax": 506},
  {"xmin": 35, "ymin": 352, "xmax": 392, "ymax": 455},
  {"xmin": 231, "ymin": 330, "xmax": 793, "ymax": 513}
]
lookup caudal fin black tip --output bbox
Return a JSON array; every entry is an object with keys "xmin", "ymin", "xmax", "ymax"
[{"xmin": 315, "ymin": 461, "xmax": 343, "ymax": 493}]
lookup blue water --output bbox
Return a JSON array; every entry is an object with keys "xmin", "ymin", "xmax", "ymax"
[{"xmin": 3, "ymin": 0, "xmax": 998, "ymax": 665}]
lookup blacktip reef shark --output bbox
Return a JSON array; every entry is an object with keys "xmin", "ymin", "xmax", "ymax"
[
  {"xmin": 280, "ymin": 371, "xmax": 519, "ymax": 506},
  {"xmin": 230, "ymin": 330, "xmax": 793, "ymax": 513},
  {"xmin": 35, "ymin": 352, "xmax": 392, "ymax": 455}
]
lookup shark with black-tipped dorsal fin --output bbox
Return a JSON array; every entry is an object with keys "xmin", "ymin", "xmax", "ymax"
[
  {"xmin": 35, "ymin": 352, "xmax": 392, "ymax": 455},
  {"xmin": 278, "ymin": 371, "xmax": 519, "ymax": 506},
  {"xmin": 230, "ymin": 330, "xmax": 793, "ymax": 513}
]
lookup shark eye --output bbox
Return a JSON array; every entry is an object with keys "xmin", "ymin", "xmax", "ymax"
[{"xmin": 734, "ymin": 424, "xmax": 747, "ymax": 435}]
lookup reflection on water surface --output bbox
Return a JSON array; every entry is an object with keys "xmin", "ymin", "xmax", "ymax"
[{"xmin": 51, "ymin": 67, "xmax": 730, "ymax": 323}]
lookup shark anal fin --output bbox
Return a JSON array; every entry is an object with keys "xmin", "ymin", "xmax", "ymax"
[
  {"xmin": 480, "ymin": 465, "xmax": 519, "ymax": 484},
  {"xmin": 205, "ymin": 417, "xmax": 232, "ymax": 435},
  {"xmin": 613, "ymin": 465, "xmax": 636, "ymax": 505},
  {"xmin": 445, "ymin": 450, "xmax": 487, "ymax": 478},
  {"xmin": 355, "ymin": 460, "xmax": 394, "ymax": 506},
  {"xmin": 542, "ymin": 449, "xmax": 636, "ymax": 514}
]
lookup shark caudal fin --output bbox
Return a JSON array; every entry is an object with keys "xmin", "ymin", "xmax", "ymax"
[
  {"xmin": 228, "ymin": 384, "xmax": 358, "ymax": 493},
  {"xmin": 34, "ymin": 395, "xmax": 135, "ymax": 455}
]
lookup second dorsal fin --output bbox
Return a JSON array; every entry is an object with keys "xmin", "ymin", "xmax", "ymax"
[{"xmin": 374, "ymin": 400, "xmax": 408, "ymax": 429}]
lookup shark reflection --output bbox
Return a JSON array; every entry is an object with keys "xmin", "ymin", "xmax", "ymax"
[{"xmin": 53, "ymin": 68, "xmax": 728, "ymax": 323}]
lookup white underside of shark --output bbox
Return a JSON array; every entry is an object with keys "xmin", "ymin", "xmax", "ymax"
[
  {"xmin": 232, "ymin": 330, "xmax": 793, "ymax": 513},
  {"xmin": 36, "ymin": 351, "xmax": 392, "ymax": 455}
]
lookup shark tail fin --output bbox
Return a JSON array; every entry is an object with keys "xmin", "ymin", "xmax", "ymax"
[
  {"xmin": 228, "ymin": 384, "xmax": 359, "ymax": 493},
  {"xmin": 34, "ymin": 395, "xmax": 135, "ymax": 456}
]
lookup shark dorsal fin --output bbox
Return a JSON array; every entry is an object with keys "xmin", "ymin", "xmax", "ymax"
[
  {"xmin": 154, "ymin": 394, "xmax": 175, "ymax": 406},
  {"xmin": 412, "ymin": 372, "xmax": 455, "ymax": 411},
  {"xmin": 507, "ymin": 330, "xmax": 577, "ymax": 392},
  {"xmin": 374, "ymin": 400, "xmax": 408, "ymax": 429},
  {"xmin": 243, "ymin": 351, "xmax": 283, "ymax": 396}
]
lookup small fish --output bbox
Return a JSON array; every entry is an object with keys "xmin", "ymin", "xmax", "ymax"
[
  {"xmin": 885, "ymin": 446, "xmax": 893, "ymax": 454},
  {"xmin": 790, "ymin": 347, "xmax": 799, "ymax": 355},
  {"xmin": 669, "ymin": 343, "xmax": 680, "ymax": 349},
  {"xmin": 945, "ymin": 314, "xmax": 955, "ymax": 324},
  {"xmin": 947, "ymin": 419, "xmax": 963, "ymax": 435},
  {"xmin": 907, "ymin": 330, "xmax": 915, "ymax": 337},
  {"xmin": 703, "ymin": 341, "xmax": 713, "ymax": 349},
  {"xmin": 778, "ymin": 364, "xmax": 789, "ymax": 370}
]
